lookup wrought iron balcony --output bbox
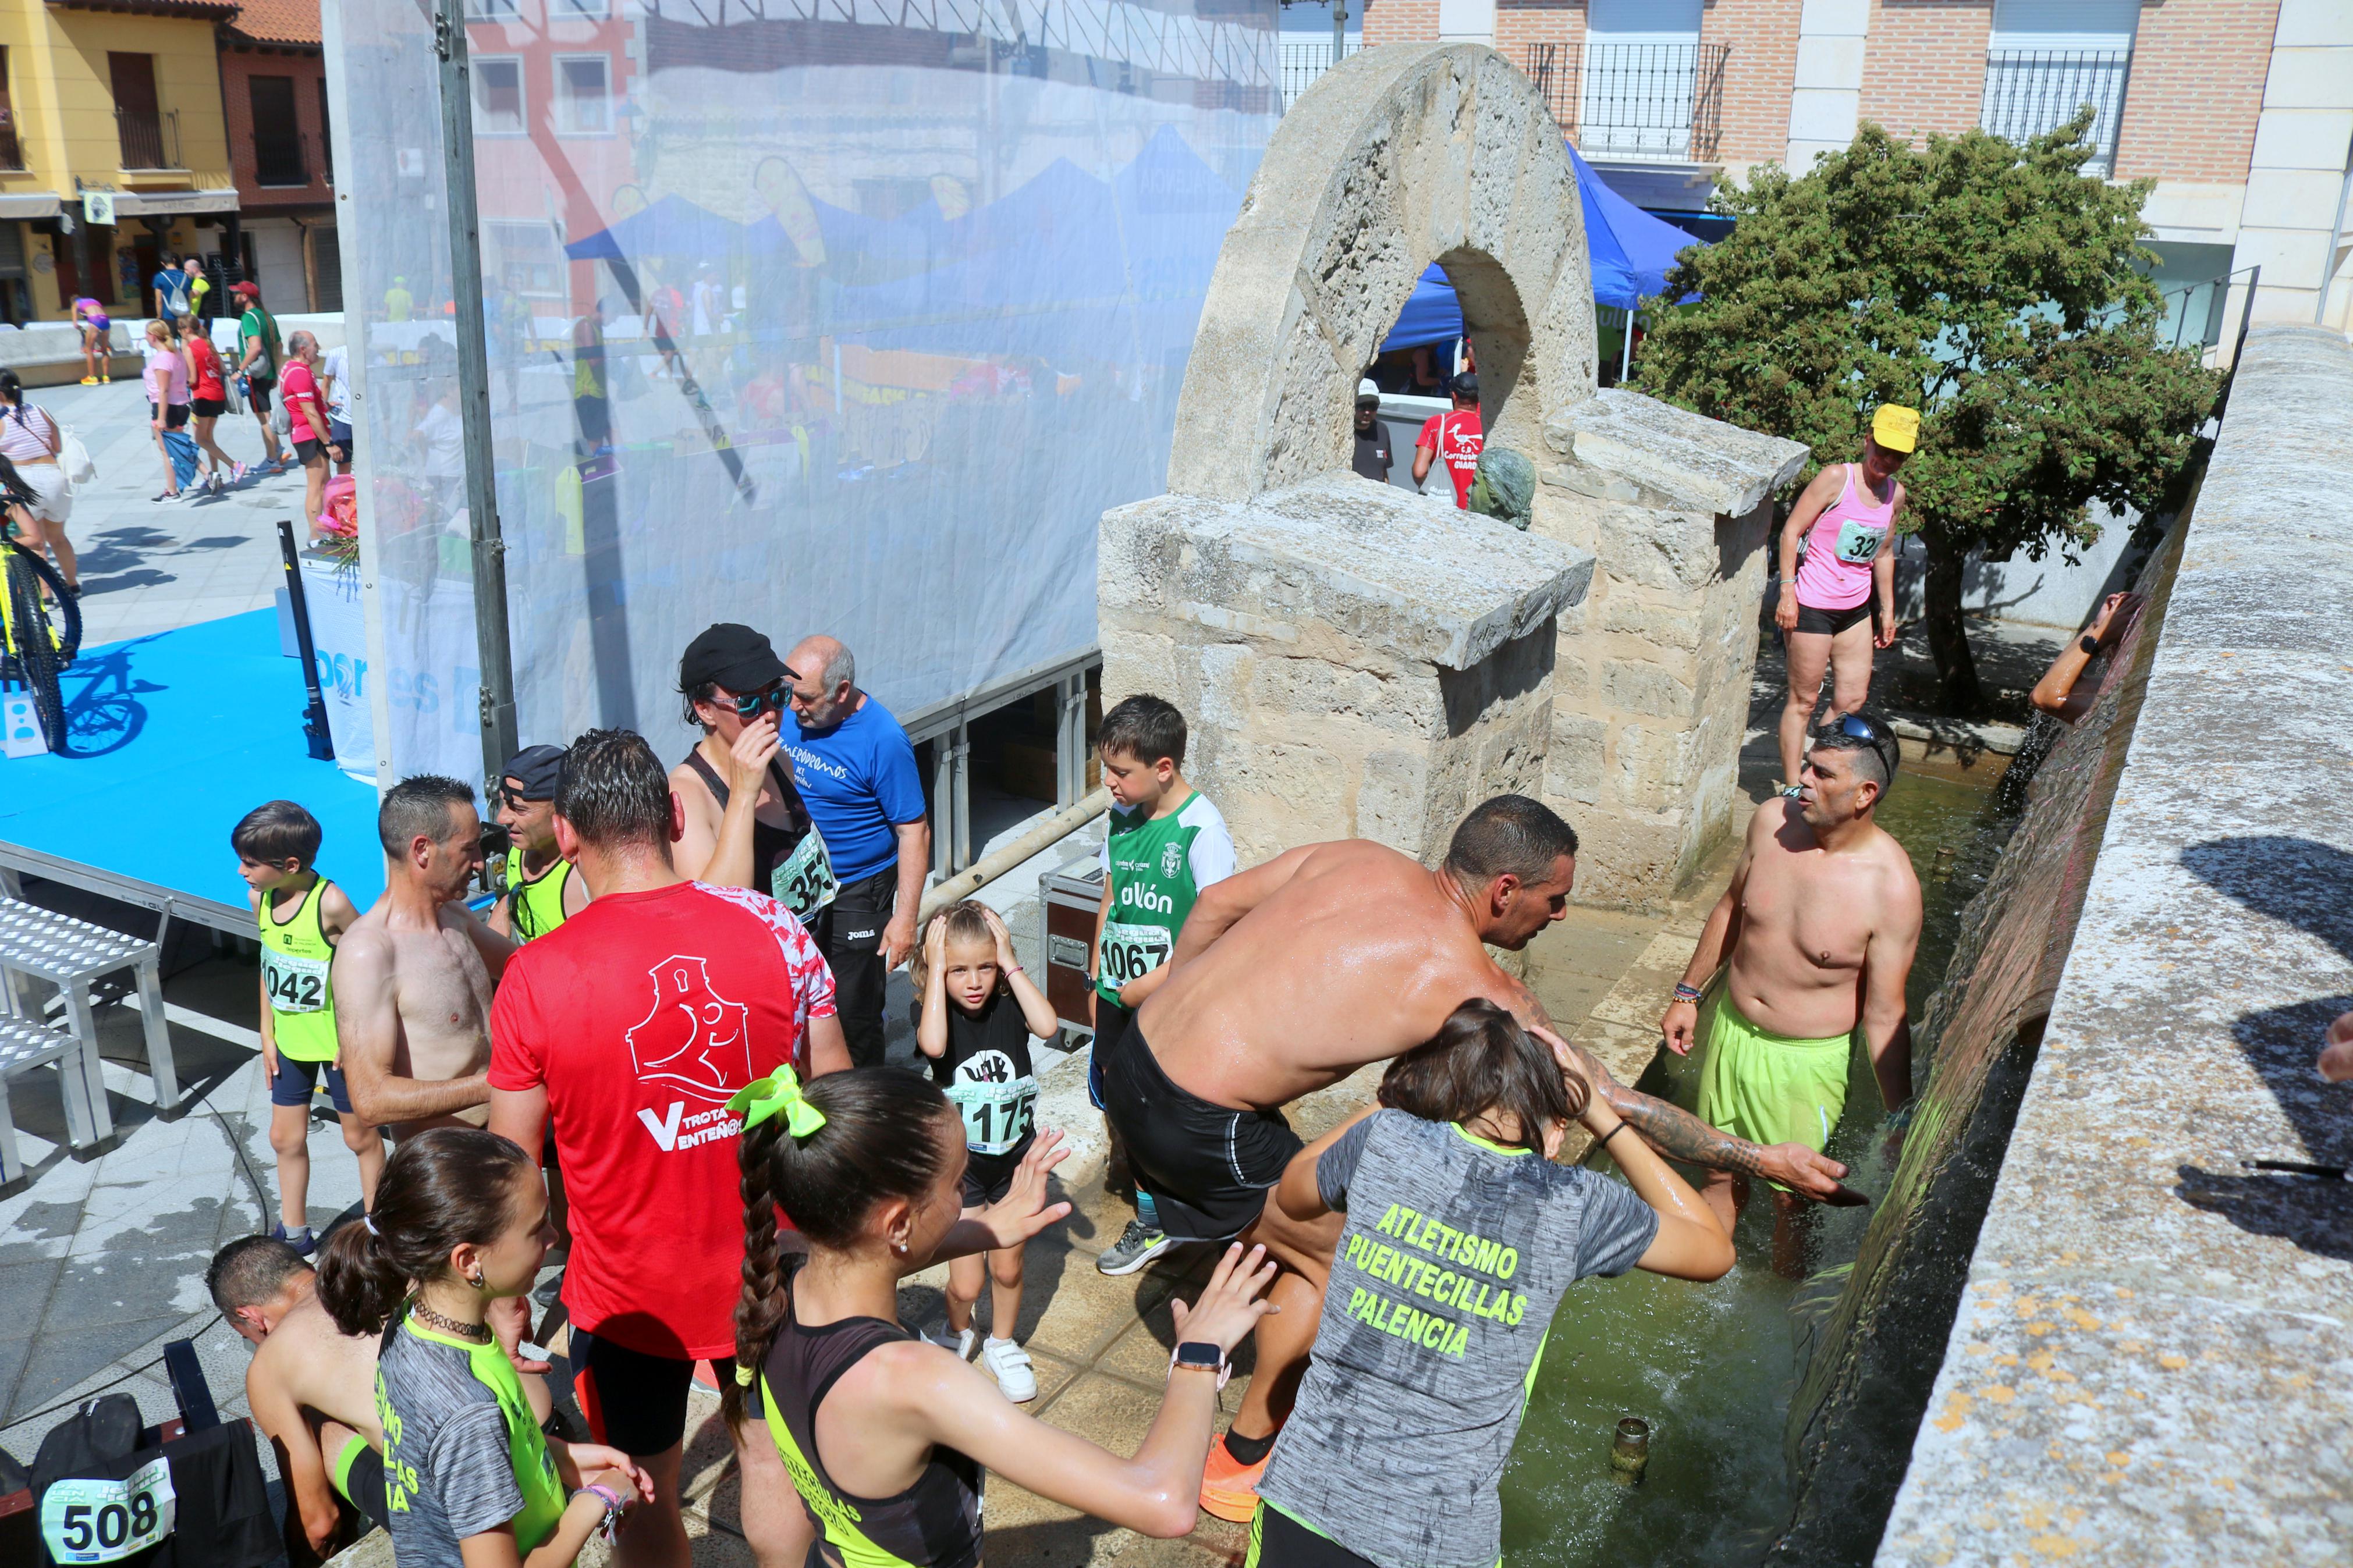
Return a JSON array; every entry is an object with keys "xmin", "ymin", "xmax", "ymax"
[
  {"xmin": 116, "ymin": 106, "xmax": 181, "ymax": 172},
  {"xmin": 0, "ymin": 110, "xmax": 24, "ymax": 172},
  {"xmin": 1979, "ymin": 49, "xmax": 2133, "ymax": 175},
  {"xmin": 1523, "ymin": 41, "xmax": 1729, "ymax": 164}
]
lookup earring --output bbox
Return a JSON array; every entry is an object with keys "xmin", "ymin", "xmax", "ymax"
[{"xmin": 467, "ymin": 1269, "xmax": 486, "ymax": 1289}]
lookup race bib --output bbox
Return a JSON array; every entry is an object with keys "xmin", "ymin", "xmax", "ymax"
[
  {"xmin": 946, "ymin": 1052, "xmax": 1037, "ymax": 1156},
  {"xmin": 770, "ymin": 832, "xmax": 838, "ymax": 919},
  {"xmin": 262, "ymin": 948, "xmax": 331, "ymax": 1014},
  {"xmin": 1099, "ymin": 920, "xmax": 1173, "ymax": 990},
  {"xmin": 41, "ymin": 1458, "xmax": 177, "ymax": 1565},
  {"xmin": 1834, "ymin": 519, "xmax": 1886, "ymax": 565}
]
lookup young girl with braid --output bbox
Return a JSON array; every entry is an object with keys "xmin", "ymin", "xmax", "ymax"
[
  {"xmin": 315, "ymin": 1128, "xmax": 654, "ymax": 1568},
  {"xmin": 722, "ymin": 1066, "xmax": 1280, "ymax": 1565}
]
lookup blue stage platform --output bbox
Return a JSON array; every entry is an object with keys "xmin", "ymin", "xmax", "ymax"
[{"xmin": 0, "ymin": 610, "xmax": 383, "ymax": 935}]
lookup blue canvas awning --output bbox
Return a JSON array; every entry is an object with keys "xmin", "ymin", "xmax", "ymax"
[
  {"xmin": 1379, "ymin": 142, "xmax": 1706, "ymax": 351},
  {"xmin": 563, "ymin": 194, "xmax": 744, "ymax": 262}
]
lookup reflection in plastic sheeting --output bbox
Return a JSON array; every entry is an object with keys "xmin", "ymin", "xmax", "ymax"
[{"xmin": 329, "ymin": 0, "xmax": 1279, "ymax": 780}]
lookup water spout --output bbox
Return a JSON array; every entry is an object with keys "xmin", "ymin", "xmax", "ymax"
[{"xmin": 1609, "ymin": 1418, "xmax": 1651, "ymax": 1488}]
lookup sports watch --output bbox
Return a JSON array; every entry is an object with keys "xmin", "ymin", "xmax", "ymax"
[{"xmin": 1171, "ymin": 1341, "xmax": 1230, "ymax": 1386}]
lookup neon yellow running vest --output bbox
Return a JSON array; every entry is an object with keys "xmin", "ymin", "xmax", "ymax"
[
  {"xmin": 258, "ymin": 879, "xmax": 338, "ymax": 1062},
  {"xmin": 504, "ymin": 847, "xmax": 575, "ymax": 944}
]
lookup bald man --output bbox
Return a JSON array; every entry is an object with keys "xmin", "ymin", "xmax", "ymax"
[{"xmin": 782, "ymin": 635, "xmax": 931, "ymax": 1068}]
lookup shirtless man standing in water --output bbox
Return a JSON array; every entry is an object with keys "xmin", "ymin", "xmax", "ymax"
[
  {"xmin": 1663, "ymin": 713, "xmax": 1922, "ymax": 1275},
  {"xmin": 1102, "ymin": 793, "xmax": 1850, "ymax": 1519},
  {"xmin": 335, "ymin": 776, "xmax": 514, "ymax": 1136}
]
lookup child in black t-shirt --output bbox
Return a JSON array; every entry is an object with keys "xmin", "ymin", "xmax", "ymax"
[{"xmin": 914, "ymin": 899, "xmax": 1061, "ymax": 1402}]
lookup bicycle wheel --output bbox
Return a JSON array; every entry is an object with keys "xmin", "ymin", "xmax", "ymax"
[{"xmin": 5, "ymin": 543, "xmax": 76, "ymax": 753}]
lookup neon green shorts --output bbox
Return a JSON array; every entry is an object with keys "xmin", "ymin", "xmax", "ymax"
[
  {"xmin": 331, "ymin": 1432, "xmax": 390, "ymax": 1530},
  {"xmin": 1692, "ymin": 991, "xmax": 1851, "ymax": 1176}
]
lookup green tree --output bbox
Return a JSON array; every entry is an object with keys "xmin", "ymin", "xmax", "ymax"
[{"xmin": 1635, "ymin": 114, "xmax": 2218, "ymax": 714}]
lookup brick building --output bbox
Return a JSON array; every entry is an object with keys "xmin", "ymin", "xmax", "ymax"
[
  {"xmin": 218, "ymin": 0, "xmax": 336, "ymax": 311},
  {"xmin": 1354, "ymin": 0, "xmax": 2353, "ymax": 345}
]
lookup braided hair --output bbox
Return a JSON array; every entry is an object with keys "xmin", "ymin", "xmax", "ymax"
[{"xmin": 723, "ymin": 1068, "xmax": 960, "ymax": 1430}]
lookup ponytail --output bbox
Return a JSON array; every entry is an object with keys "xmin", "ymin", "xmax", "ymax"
[
  {"xmin": 723, "ymin": 1068, "xmax": 958, "ymax": 1430},
  {"xmin": 314, "ymin": 1126, "xmax": 536, "ymax": 1339}
]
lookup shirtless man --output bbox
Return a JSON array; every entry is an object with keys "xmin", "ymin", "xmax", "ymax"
[
  {"xmin": 1662, "ymin": 713, "xmax": 1922, "ymax": 1275},
  {"xmin": 1105, "ymin": 792, "xmax": 1850, "ymax": 1519},
  {"xmin": 334, "ymin": 776, "xmax": 514, "ymax": 1136},
  {"xmin": 208, "ymin": 1233, "xmax": 551, "ymax": 1561}
]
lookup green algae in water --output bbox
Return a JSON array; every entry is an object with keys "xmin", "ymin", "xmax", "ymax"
[{"xmin": 1496, "ymin": 770, "xmax": 2012, "ymax": 1567}]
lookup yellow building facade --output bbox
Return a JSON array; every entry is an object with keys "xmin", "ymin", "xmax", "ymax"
[{"xmin": 1, "ymin": 0, "xmax": 239, "ymax": 324}]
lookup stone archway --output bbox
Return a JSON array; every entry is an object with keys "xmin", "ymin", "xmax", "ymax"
[{"xmin": 1167, "ymin": 42, "xmax": 1595, "ymax": 501}]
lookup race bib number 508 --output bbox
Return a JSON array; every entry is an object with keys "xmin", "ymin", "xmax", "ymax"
[{"xmin": 41, "ymin": 1458, "xmax": 176, "ymax": 1564}]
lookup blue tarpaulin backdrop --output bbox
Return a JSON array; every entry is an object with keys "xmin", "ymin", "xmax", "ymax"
[{"xmin": 1379, "ymin": 142, "xmax": 1707, "ymax": 353}]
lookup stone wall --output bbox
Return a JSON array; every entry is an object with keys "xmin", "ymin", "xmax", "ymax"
[{"xmin": 1872, "ymin": 324, "xmax": 2353, "ymax": 1564}]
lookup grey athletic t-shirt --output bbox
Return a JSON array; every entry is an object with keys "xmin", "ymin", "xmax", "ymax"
[
  {"xmin": 1257, "ymin": 1111, "xmax": 1659, "ymax": 1568},
  {"xmin": 377, "ymin": 1324, "xmax": 527, "ymax": 1568}
]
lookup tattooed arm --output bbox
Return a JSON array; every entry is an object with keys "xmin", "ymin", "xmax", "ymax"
[{"xmin": 1498, "ymin": 980, "xmax": 1850, "ymax": 1201}]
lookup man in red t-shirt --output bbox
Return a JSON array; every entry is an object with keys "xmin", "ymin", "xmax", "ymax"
[
  {"xmin": 488, "ymin": 729, "xmax": 849, "ymax": 1568},
  {"xmin": 1412, "ymin": 372, "xmax": 1485, "ymax": 509}
]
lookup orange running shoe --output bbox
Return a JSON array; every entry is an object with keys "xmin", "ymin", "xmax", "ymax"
[{"xmin": 1198, "ymin": 1434, "xmax": 1270, "ymax": 1523}]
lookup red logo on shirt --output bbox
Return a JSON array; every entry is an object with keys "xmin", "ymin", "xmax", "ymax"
[{"xmin": 626, "ymin": 955, "xmax": 751, "ymax": 1104}]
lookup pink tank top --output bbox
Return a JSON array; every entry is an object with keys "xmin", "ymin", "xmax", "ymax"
[{"xmin": 1793, "ymin": 463, "xmax": 1896, "ymax": 611}]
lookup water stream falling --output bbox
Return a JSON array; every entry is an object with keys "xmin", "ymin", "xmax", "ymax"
[{"xmin": 1495, "ymin": 511, "xmax": 2190, "ymax": 1567}]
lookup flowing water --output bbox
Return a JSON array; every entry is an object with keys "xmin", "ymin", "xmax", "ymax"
[{"xmin": 1497, "ymin": 770, "xmax": 2018, "ymax": 1567}]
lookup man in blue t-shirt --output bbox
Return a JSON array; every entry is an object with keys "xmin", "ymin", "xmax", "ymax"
[
  {"xmin": 154, "ymin": 257, "xmax": 192, "ymax": 330},
  {"xmin": 783, "ymin": 634, "xmax": 931, "ymax": 1069}
]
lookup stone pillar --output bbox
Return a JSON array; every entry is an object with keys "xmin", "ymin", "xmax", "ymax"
[
  {"xmin": 1100, "ymin": 474, "xmax": 1592, "ymax": 869},
  {"xmin": 1536, "ymin": 390, "xmax": 1810, "ymax": 908}
]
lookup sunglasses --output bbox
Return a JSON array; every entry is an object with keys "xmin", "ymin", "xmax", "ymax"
[
  {"xmin": 1823, "ymin": 712, "xmax": 1898, "ymax": 777},
  {"xmin": 730, "ymin": 680, "xmax": 790, "ymax": 721}
]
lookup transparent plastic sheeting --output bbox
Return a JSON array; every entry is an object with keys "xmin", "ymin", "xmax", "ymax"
[{"xmin": 327, "ymin": 0, "xmax": 1280, "ymax": 784}]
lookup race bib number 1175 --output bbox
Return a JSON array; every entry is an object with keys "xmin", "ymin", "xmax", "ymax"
[{"xmin": 41, "ymin": 1457, "xmax": 176, "ymax": 1564}]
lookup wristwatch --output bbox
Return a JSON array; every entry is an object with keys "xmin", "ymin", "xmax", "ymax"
[
  {"xmin": 1170, "ymin": 1341, "xmax": 1230, "ymax": 1387},
  {"xmin": 2079, "ymin": 634, "xmax": 2100, "ymax": 655}
]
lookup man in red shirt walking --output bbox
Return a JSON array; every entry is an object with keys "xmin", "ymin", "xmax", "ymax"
[
  {"xmin": 1412, "ymin": 372, "xmax": 1484, "ymax": 509},
  {"xmin": 488, "ymin": 729, "xmax": 849, "ymax": 1568}
]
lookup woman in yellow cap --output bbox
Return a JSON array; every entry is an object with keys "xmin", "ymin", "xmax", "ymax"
[{"xmin": 1772, "ymin": 403, "xmax": 1916, "ymax": 792}]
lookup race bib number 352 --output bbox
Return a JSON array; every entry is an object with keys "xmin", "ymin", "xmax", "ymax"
[{"xmin": 41, "ymin": 1458, "xmax": 177, "ymax": 1565}]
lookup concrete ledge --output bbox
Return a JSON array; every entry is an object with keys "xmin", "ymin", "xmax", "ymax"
[
  {"xmin": 1546, "ymin": 388, "xmax": 1810, "ymax": 516},
  {"xmin": 0, "ymin": 312, "xmax": 348, "ymax": 389},
  {"xmin": 1875, "ymin": 325, "xmax": 2353, "ymax": 1565}
]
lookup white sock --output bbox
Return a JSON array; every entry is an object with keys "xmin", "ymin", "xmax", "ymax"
[{"xmin": 985, "ymin": 1336, "xmax": 1014, "ymax": 1350}]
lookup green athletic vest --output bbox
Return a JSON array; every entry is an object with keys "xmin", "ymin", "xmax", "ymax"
[
  {"xmin": 504, "ymin": 846, "xmax": 575, "ymax": 944},
  {"xmin": 257, "ymin": 879, "xmax": 338, "ymax": 1062},
  {"xmin": 1095, "ymin": 791, "xmax": 1210, "ymax": 1002},
  {"xmin": 385, "ymin": 1314, "xmax": 566, "ymax": 1553}
]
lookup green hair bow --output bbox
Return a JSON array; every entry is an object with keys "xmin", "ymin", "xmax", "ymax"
[{"xmin": 726, "ymin": 1068, "xmax": 827, "ymax": 1139}]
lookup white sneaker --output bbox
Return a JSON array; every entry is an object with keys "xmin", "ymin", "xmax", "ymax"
[
  {"xmin": 933, "ymin": 1327, "xmax": 977, "ymax": 1360},
  {"xmin": 979, "ymin": 1337, "xmax": 1037, "ymax": 1403}
]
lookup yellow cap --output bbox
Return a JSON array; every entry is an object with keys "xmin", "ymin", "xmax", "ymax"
[{"xmin": 1871, "ymin": 404, "xmax": 1919, "ymax": 453}]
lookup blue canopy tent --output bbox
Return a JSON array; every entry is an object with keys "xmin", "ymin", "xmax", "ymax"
[
  {"xmin": 563, "ymin": 194, "xmax": 744, "ymax": 263},
  {"xmin": 1378, "ymin": 142, "xmax": 1706, "ymax": 357}
]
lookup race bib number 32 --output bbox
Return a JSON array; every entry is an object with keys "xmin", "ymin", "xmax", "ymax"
[
  {"xmin": 1833, "ymin": 519, "xmax": 1886, "ymax": 565},
  {"xmin": 41, "ymin": 1458, "xmax": 177, "ymax": 1565}
]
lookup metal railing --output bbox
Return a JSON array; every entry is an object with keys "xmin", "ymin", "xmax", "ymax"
[
  {"xmin": 1280, "ymin": 39, "xmax": 1348, "ymax": 109},
  {"xmin": 1524, "ymin": 41, "xmax": 1729, "ymax": 163},
  {"xmin": 1979, "ymin": 49, "xmax": 2132, "ymax": 174},
  {"xmin": 253, "ymin": 127, "xmax": 307, "ymax": 188},
  {"xmin": 116, "ymin": 106, "xmax": 180, "ymax": 171},
  {"xmin": 0, "ymin": 110, "xmax": 23, "ymax": 172}
]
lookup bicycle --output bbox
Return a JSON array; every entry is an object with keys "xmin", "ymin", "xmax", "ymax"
[{"xmin": 0, "ymin": 523, "xmax": 82, "ymax": 754}]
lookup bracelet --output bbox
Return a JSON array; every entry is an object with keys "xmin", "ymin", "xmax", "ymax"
[
  {"xmin": 1599, "ymin": 1122, "xmax": 1632, "ymax": 1150},
  {"xmin": 1673, "ymin": 982, "xmax": 1703, "ymax": 1003}
]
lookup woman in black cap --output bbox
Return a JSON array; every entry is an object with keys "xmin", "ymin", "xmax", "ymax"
[{"xmin": 668, "ymin": 623, "xmax": 838, "ymax": 926}]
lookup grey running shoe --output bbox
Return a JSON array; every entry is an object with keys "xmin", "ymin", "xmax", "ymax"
[{"xmin": 1096, "ymin": 1218, "xmax": 1172, "ymax": 1277}]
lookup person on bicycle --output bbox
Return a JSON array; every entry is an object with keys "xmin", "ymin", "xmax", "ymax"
[{"xmin": 0, "ymin": 370, "xmax": 77, "ymax": 595}]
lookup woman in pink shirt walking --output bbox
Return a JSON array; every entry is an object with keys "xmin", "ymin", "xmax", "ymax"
[{"xmin": 1772, "ymin": 403, "xmax": 1917, "ymax": 791}]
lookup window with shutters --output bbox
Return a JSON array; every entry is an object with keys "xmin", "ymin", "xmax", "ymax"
[
  {"xmin": 0, "ymin": 49, "xmax": 23, "ymax": 171},
  {"xmin": 250, "ymin": 76, "xmax": 308, "ymax": 187},
  {"xmin": 1981, "ymin": 0, "xmax": 2141, "ymax": 175},
  {"xmin": 110, "ymin": 53, "xmax": 172, "ymax": 169}
]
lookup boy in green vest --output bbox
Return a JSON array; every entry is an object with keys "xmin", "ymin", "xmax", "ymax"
[
  {"xmin": 234, "ymin": 800, "xmax": 381, "ymax": 1254},
  {"xmin": 1087, "ymin": 694, "xmax": 1237, "ymax": 1277}
]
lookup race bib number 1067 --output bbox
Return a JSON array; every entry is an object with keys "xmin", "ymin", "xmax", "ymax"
[{"xmin": 41, "ymin": 1457, "xmax": 177, "ymax": 1565}]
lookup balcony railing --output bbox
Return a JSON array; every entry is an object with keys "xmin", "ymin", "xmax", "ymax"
[
  {"xmin": 1280, "ymin": 39, "xmax": 1350, "ymax": 110},
  {"xmin": 0, "ymin": 113, "xmax": 23, "ymax": 172},
  {"xmin": 1979, "ymin": 49, "xmax": 2132, "ymax": 175},
  {"xmin": 1524, "ymin": 41, "xmax": 1729, "ymax": 163},
  {"xmin": 116, "ymin": 106, "xmax": 181, "ymax": 171}
]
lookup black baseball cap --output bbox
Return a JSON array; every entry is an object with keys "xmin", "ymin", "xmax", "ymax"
[
  {"xmin": 500, "ymin": 744, "xmax": 566, "ymax": 802},
  {"xmin": 1452, "ymin": 373, "xmax": 1479, "ymax": 398},
  {"xmin": 679, "ymin": 623, "xmax": 792, "ymax": 694}
]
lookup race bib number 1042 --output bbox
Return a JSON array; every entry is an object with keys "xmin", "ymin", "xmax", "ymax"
[{"xmin": 41, "ymin": 1457, "xmax": 177, "ymax": 1565}]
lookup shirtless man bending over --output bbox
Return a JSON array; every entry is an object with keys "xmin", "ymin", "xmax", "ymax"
[
  {"xmin": 209, "ymin": 1233, "xmax": 551, "ymax": 1561},
  {"xmin": 334, "ymin": 776, "xmax": 514, "ymax": 1136},
  {"xmin": 1662, "ymin": 713, "xmax": 1921, "ymax": 1276},
  {"xmin": 1103, "ymin": 793, "xmax": 1850, "ymax": 1520}
]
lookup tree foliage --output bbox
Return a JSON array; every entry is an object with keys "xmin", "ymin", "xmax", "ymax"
[{"xmin": 1634, "ymin": 113, "xmax": 2219, "ymax": 713}]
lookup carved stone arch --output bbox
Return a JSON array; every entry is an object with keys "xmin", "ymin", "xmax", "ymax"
[{"xmin": 1166, "ymin": 42, "xmax": 1596, "ymax": 502}]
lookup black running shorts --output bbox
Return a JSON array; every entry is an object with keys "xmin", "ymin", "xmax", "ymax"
[
  {"xmin": 1245, "ymin": 1502, "xmax": 1378, "ymax": 1568},
  {"xmin": 570, "ymin": 1326, "xmax": 695, "ymax": 1456},
  {"xmin": 1099, "ymin": 1018, "xmax": 1301, "ymax": 1243},
  {"xmin": 1794, "ymin": 599, "xmax": 1873, "ymax": 637}
]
